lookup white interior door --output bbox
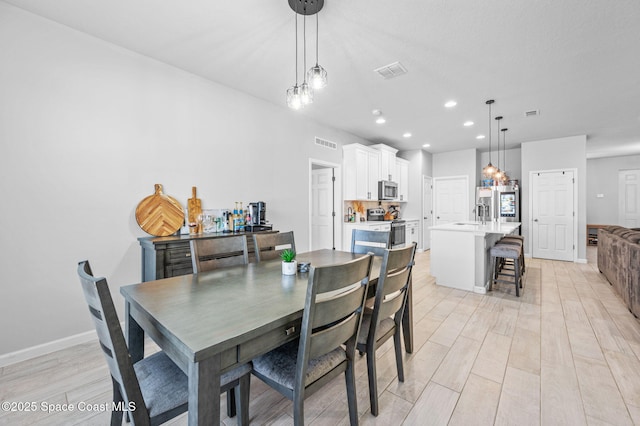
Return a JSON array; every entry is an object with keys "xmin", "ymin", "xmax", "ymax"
[
  {"xmin": 619, "ymin": 169, "xmax": 640, "ymax": 227},
  {"xmin": 311, "ymin": 167, "xmax": 334, "ymax": 250},
  {"xmin": 531, "ymin": 170, "xmax": 575, "ymax": 261},
  {"xmin": 433, "ymin": 176, "xmax": 469, "ymax": 225},
  {"xmin": 422, "ymin": 175, "xmax": 433, "ymax": 250}
]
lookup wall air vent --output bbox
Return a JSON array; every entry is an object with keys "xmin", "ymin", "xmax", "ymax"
[
  {"xmin": 315, "ymin": 137, "xmax": 337, "ymax": 150},
  {"xmin": 374, "ymin": 61, "xmax": 408, "ymax": 79},
  {"xmin": 524, "ymin": 109, "xmax": 540, "ymax": 117}
]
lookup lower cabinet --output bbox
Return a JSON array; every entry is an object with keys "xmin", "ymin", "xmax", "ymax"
[
  {"xmin": 405, "ymin": 220, "xmax": 419, "ymax": 245},
  {"xmin": 138, "ymin": 230, "xmax": 277, "ymax": 282},
  {"xmin": 342, "ymin": 222, "xmax": 392, "ymax": 251}
]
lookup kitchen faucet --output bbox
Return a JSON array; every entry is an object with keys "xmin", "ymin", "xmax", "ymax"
[{"xmin": 475, "ymin": 203, "xmax": 489, "ymax": 225}]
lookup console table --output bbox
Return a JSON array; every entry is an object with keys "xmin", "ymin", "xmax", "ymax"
[{"xmin": 138, "ymin": 230, "xmax": 277, "ymax": 282}]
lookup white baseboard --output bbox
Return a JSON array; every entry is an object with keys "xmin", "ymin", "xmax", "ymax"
[
  {"xmin": 576, "ymin": 258, "xmax": 588, "ymax": 264},
  {"xmin": 0, "ymin": 329, "xmax": 97, "ymax": 368}
]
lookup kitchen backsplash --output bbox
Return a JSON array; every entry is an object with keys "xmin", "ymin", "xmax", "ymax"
[{"xmin": 343, "ymin": 201, "xmax": 402, "ymax": 222}]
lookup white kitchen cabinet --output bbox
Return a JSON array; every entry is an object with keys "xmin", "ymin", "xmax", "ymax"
[
  {"xmin": 396, "ymin": 158, "xmax": 409, "ymax": 202},
  {"xmin": 343, "ymin": 144, "xmax": 381, "ymax": 200},
  {"xmin": 371, "ymin": 144, "xmax": 398, "ymax": 181},
  {"xmin": 342, "ymin": 222, "xmax": 392, "ymax": 251},
  {"xmin": 405, "ymin": 219, "xmax": 419, "ymax": 245}
]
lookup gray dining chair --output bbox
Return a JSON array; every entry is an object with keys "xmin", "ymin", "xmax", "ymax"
[
  {"xmin": 351, "ymin": 229, "xmax": 391, "ymax": 257},
  {"xmin": 77, "ymin": 260, "xmax": 251, "ymax": 426},
  {"xmin": 190, "ymin": 235, "xmax": 249, "ymax": 272},
  {"xmin": 356, "ymin": 242, "xmax": 417, "ymax": 416},
  {"xmin": 251, "ymin": 254, "xmax": 374, "ymax": 425},
  {"xmin": 253, "ymin": 231, "xmax": 296, "ymax": 262}
]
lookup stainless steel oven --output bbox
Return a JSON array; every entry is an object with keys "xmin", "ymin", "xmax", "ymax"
[{"xmin": 390, "ymin": 220, "xmax": 406, "ymax": 248}]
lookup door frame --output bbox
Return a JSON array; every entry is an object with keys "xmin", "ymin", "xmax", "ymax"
[
  {"xmin": 422, "ymin": 175, "xmax": 433, "ymax": 251},
  {"xmin": 433, "ymin": 175, "xmax": 470, "ymax": 225},
  {"xmin": 309, "ymin": 158, "xmax": 341, "ymax": 251},
  {"xmin": 528, "ymin": 168, "xmax": 578, "ymax": 262}
]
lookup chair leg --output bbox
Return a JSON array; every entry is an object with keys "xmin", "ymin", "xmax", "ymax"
[
  {"xmin": 110, "ymin": 377, "xmax": 124, "ymax": 426},
  {"xmin": 226, "ymin": 389, "xmax": 236, "ymax": 417},
  {"xmin": 235, "ymin": 374, "xmax": 250, "ymax": 426},
  {"xmin": 393, "ymin": 328, "xmax": 405, "ymax": 383},
  {"xmin": 366, "ymin": 348, "xmax": 379, "ymax": 416},
  {"xmin": 489, "ymin": 255, "xmax": 496, "ymax": 291},
  {"xmin": 345, "ymin": 358, "xmax": 359, "ymax": 426},
  {"xmin": 515, "ymin": 261, "xmax": 521, "ymax": 297},
  {"xmin": 293, "ymin": 389, "xmax": 305, "ymax": 426}
]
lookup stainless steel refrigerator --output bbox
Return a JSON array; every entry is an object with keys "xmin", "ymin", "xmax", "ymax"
[{"xmin": 475, "ymin": 185, "xmax": 520, "ymax": 223}]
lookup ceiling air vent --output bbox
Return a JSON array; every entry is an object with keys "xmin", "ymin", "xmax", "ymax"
[
  {"xmin": 374, "ymin": 61, "xmax": 408, "ymax": 79},
  {"xmin": 315, "ymin": 137, "xmax": 337, "ymax": 150},
  {"xmin": 524, "ymin": 109, "xmax": 540, "ymax": 117}
]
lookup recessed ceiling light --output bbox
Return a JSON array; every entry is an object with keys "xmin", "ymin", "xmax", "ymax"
[
  {"xmin": 444, "ymin": 100, "xmax": 457, "ymax": 108},
  {"xmin": 476, "ymin": 135, "xmax": 485, "ymax": 140},
  {"xmin": 464, "ymin": 121, "xmax": 474, "ymax": 127},
  {"xmin": 422, "ymin": 143, "xmax": 430, "ymax": 148},
  {"xmin": 403, "ymin": 132, "xmax": 412, "ymax": 138},
  {"xmin": 376, "ymin": 116, "xmax": 386, "ymax": 124},
  {"xmin": 372, "ymin": 109, "xmax": 386, "ymax": 124}
]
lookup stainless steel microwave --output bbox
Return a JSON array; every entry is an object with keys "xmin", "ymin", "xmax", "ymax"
[{"xmin": 378, "ymin": 180, "xmax": 398, "ymax": 200}]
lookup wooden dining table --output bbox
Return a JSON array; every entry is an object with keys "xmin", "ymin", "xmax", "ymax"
[{"xmin": 120, "ymin": 249, "xmax": 413, "ymax": 426}]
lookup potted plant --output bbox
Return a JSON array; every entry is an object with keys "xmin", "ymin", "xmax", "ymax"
[{"xmin": 280, "ymin": 249, "xmax": 297, "ymax": 275}]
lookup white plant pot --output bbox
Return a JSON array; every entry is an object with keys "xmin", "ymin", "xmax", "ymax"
[{"xmin": 282, "ymin": 260, "xmax": 297, "ymax": 275}]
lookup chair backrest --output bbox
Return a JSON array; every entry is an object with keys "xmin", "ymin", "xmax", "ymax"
[
  {"xmin": 295, "ymin": 254, "xmax": 373, "ymax": 389},
  {"xmin": 367, "ymin": 243, "xmax": 417, "ymax": 344},
  {"xmin": 253, "ymin": 231, "xmax": 296, "ymax": 262},
  {"xmin": 351, "ymin": 229, "xmax": 391, "ymax": 257},
  {"xmin": 77, "ymin": 260, "xmax": 149, "ymax": 422},
  {"xmin": 190, "ymin": 235, "xmax": 249, "ymax": 272}
]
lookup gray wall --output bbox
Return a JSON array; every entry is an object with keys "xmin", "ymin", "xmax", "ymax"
[
  {"xmin": 479, "ymin": 148, "xmax": 522, "ymax": 185},
  {"xmin": 521, "ymin": 135, "xmax": 588, "ymax": 260},
  {"xmin": 587, "ymin": 155, "xmax": 640, "ymax": 225},
  {"xmin": 0, "ymin": 4, "xmax": 372, "ymax": 355},
  {"xmin": 399, "ymin": 149, "xmax": 433, "ymax": 248}
]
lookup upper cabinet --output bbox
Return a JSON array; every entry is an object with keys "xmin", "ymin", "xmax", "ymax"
[
  {"xmin": 343, "ymin": 144, "xmax": 381, "ymax": 200},
  {"xmin": 371, "ymin": 144, "xmax": 398, "ymax": 182},
  {"xmin": 396, "ymin": 158, "xmax": 409, "ymax": 202}
]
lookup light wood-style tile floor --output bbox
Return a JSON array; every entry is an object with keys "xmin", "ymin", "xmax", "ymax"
[{"xmin": 3, "ymin": 247, "xmax": 640, "ymax": 425}]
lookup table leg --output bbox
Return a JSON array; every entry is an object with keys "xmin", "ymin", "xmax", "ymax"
[
  {"xmin": 125, "ymin": 301, "xmax": 144, "ymax": 363},
  {"xmin": 188, "ymin": 354, "xmax": 221, "ymax": 426},
  {"xmin": 402, "ymin": 276, "xmax": 414, "ymax": 353}
]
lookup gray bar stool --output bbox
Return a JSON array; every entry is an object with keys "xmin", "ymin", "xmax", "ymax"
[
  {"xmin": 498, "ymin": 235, "xmax": 525, "ymax": 274},
  {"xmin": 490, "ymin": 242, "xmax": 523, "ymax": 297}
]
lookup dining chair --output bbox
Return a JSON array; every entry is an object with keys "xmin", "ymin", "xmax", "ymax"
[
  {"xmin": 356, "ymin": 242, "xmax": 417, "ymax": 416},
  {"xmin": 351, "ymin": 229, "xmax": 391, "ymax": 257},
  {"xmin": 190, "ymin": 235, "xmax": 249, "ymax": 272},
  {"xmin": 251, "ymin": 254, "xmax": 374, "ymax": 425},
  {"xmin": 253, "ymin": 231, "xmax": 296, "ymax": 262},
  {"xmin": 77, "ymin": 260, "xmax": 251, "ymax": 426}
]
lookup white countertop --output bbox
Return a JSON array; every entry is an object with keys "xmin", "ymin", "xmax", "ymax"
[{"xmin": 430, "ymin": 221, "xmax": 521, "ymax": 236}]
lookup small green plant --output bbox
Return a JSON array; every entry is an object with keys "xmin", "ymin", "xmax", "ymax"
[{"xmin": 280, "ymin": 249, "xmax": 296, "ymax": 263}]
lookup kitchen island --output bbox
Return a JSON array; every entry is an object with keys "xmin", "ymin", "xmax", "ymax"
[{"xmin": 430, "ymin": 221, "xmax": 521, "ymax": 294}]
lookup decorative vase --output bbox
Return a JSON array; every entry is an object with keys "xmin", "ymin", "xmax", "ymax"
[{"xmin": 282, "ymin": 260, "xmax": 297, "ymax": 275}]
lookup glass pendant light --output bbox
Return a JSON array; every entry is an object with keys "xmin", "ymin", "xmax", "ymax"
[
  {"xmin": 482, "ymin": 100, "xmax": 497, "ymax": 179},
  {"xmin": 300, "ymin": 14, "xmax": 313, "ymax": 106},
  {"xmin": 286, "ymin": 5, "xmax": 303, "ymax": 110},
  {"xmin": 500, "ymin": 128, "xmax": 510, "ymax": 185},
  {"xmin": 307, "ymin": 10, "xmax": 327, "ymax": 90},
  {"xmin": 493, "ymin": 116, "xmax": 503, "ymax": 183}
]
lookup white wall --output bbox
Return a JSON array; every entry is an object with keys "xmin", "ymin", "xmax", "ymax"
[
  {"xmin": 398, "ymin": 150, "xmax": 433, "ymax": 248},
  {"xmin": 0, "ymin": 3, "xmax": 371, "ymax": 356},
  {"xmin": 432, "ymin": 148, "xmax": 478, "ymax": 220},
  {"xmin": 521, "ymin": 135, "xmax": 587, "ymax": 260},
  {"xmin": 587, "ymin": 155, "xmax": 640, "ymax": 225}
]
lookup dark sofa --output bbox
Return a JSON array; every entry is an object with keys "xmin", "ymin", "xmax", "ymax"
[{"xmin": 598, "ymin": 226, "xmax": 640, "ymax": 316}]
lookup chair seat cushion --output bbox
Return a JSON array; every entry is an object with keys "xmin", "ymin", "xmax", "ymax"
[
  {"xmin": 134, "ymin": 352, "xmax": 189, "ymax": 418},
  {"xmin": 491, "ymin": 244, "xmax": 521, "ymax": 258},
  {"xmin": 357, "ymin": 314, "xmax": 395, "ymax": 345},
  {"xmin": 252, "ymin": 340, "xmax": 346, "ymax": 390}
]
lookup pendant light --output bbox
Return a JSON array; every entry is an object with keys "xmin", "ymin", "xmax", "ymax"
[
  {"xmin": 482, "ymin": 100, "xmax": 497, "ymax": 179},
  {"xmin": 286, "ymin": 3, "xmax": 303, "ymax": 110},
  {"xmin": 299, "ymin": 13, "xmax": 313, "ymax": 106},
  {"xmin": 493, "ymin": 116, "xmax": 504, "ymax": 183},
  {"xmin": 307, "ymin": 8, "xmax": 328, "ymax": 90},
  {"xmin": 500, "ymin": 128, "xmax": 510, "ymax": 185}
]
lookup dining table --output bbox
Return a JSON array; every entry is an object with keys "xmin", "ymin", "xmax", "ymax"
[{"xmin": 120, "ymin": 249, "xmax": 414, "ymax": 425}]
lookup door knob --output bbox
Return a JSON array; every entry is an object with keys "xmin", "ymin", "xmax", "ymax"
[
  {"xmin": 437, "ymin": 216, "xmax": 440, "ymax": 219},
  {"xmin": 534, "ymin": 219, "xmax": 539, "ymax": 222}
]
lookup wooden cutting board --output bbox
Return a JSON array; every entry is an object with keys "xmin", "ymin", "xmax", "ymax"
[
  {"xmin": 135, "ymin": 184, "xmax": 185, "ymax": 236},
  {"xmin": 187, "ymin": 186, "xmax": 202, "ymax": 233}
]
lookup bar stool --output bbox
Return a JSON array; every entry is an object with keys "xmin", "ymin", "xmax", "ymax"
[
  {"xmin": 490, "ymin": 242, "xmax": 523, "ymax": 297},
  {"xmin": 499, "ymin": 235, "xmax": 525, "ymax": 274}
]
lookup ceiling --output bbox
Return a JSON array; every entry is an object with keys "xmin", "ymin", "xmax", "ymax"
[{"xmin": 5, "ymin": 0, "xmax": 640, "ymax": 158}]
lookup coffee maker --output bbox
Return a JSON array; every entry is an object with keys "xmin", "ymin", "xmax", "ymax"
[{"xmin": 246, "ymin": 201, "xmax": 272, "ymax": 231}]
